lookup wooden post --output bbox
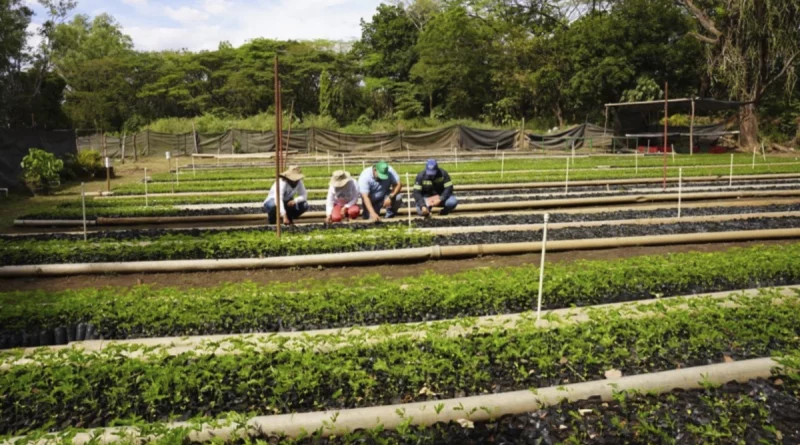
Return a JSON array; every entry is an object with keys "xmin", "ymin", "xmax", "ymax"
[
  {"xmin": 274, "ymin": 56, "xmax": 282, "ymax": 238},
  {"xmin": 662, "ymin": 82, "xmax": 668, "ymax": 190},
  {"xmin": 689, "ymin": 98, "xmax": 695, "ymax": 156}
]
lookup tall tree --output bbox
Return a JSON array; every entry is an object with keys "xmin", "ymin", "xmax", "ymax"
[
  {"xmin": 680, "ymin": 0, "xmax": 800, "ymax": 149},
  {"xmin": 0, "ymin": 0, "xmax": 33, "ymax": 127}
]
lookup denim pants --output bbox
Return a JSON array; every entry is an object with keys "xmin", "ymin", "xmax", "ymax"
[
  {"xmin": 417, "ymin": 195, "xmax": 458, "ymax": 216},
  {"xmin": 264, "ymin": 199, "xmax": 309, "ymax": 224},
  {"xmin": 362, "ymin": 194, "xmax": 403, "ymax": 219}
]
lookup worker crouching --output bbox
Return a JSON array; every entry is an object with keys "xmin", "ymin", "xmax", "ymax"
[
  {"xmin": 326, "ymin": 170, "xmax": 361, "ymax": 224},
  {"xmin": 263, "ymin": 165, "xmax": 309, "ymax": 225},
  {"xmin": 359, "ymin": 161, "xmax": 403, "ymax": 223},
  {"xmin": 414, "ymin": 159, "xmax": 457, "ymax": 217}
]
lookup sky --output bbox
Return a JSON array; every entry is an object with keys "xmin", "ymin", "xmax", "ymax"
[{"xmin": 24, "ymin": 0, "xmax": 383, "ymax": 52}]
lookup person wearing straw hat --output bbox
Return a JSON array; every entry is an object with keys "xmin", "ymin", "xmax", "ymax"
[
  {"xmin": 263, "ymin": 165, "xmax": 309, "ymax": 225},
  {"xmin": 358, "ymin": 161, "xmax": 403, "ymax": 223},
  {"xmin": 413, "ymin": 159, "xmax": 457, "ymax": 217},
  {"xmin": 326, "ymin": 170, "xmax": 361, "ymax": 224}
]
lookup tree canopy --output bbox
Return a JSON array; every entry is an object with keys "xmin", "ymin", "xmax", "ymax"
[{"xmin": 0, "ymin": 0, "xmax": 798, "ymax": 145}]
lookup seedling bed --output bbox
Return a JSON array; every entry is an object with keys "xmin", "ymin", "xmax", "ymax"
[
  {"xmin": 1, "ymin": 294, "xmax": 798, "ymax": 436},
  {"xmin": 20, "ymin": 183, "xmax": 800, "ymax": 220},
  {"xmin": 3, "ymin": 216, "xmax": 799, "ymax": 266},
  {"xmin": 2, "ymin": 244, "xmax": 800, "ymax": 347},
  {"xmin": 111, "ymin": 164, "xmax": 800, "ymax": 195}
]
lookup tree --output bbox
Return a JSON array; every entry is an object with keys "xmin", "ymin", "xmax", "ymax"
[
  {"xmin": 0, "ymin": 0, "xmax": 33, "ymax": 126},
  {"xmin": 680, "ymin": 0, "xmax": 800, "ymax": 150}
]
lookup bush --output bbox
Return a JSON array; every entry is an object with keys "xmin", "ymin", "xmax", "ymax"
[
  {"xmin": 62, "ymin": 151, "xmax": 104, "ymax": 181},
  {"xmin": 20, "ymin": 148, "xmax": 64, "ymax": 195}
]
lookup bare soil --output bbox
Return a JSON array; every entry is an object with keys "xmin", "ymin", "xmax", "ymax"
[{"xmin": 1, "ymin": 239, "xmax": 792, "ymax": 292}]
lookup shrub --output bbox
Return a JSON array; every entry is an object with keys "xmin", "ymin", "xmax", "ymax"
[{"xmin": 20, "ymin": 148, "xmax": 64, "ymax": 194}]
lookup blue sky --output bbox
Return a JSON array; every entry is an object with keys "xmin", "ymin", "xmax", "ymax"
[{"xmin": 25, "ymin": 0, "xmax": 382, "ymax": 51}]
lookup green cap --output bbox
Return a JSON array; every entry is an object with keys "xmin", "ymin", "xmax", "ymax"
[{"xmin": 375, "ymin": 161, "xmax": 390, "ymax": 180}]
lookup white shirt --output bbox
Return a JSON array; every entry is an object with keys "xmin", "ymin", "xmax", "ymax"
[
  {"xmin": 325, "ymin": 178, "xmax": 360, "ymax": 217},
  {"xmin": 265, "ymin": 179, "xmax": 307, "ymax": 216}
]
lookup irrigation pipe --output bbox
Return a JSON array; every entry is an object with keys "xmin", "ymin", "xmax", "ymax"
[
  {"xmin": 6, "ymin": 358, "xmax": 781, "ymax": 444},
  {"xmin": 2, "ymin": 228, "xmax": 799, "ymax": 277},
  {"xmin": 19, "ymin": 287, "xmax": 797, "ymax": 359}
]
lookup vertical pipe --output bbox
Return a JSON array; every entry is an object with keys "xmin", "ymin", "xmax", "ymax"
[
  {"xmin": 663, "ymin": 82, "xmax": 669, "ymax": 190},
  {"xmin": 406, "ymin": 173, "xmax": 412, "ymax": 232},
  {"xmin": 105, "ymin": 157, "xmax": 111, "ymax": 193},
  {"xmin": 752, "ymin": 144, "xmax": 757, "ymax": 169},
  {"xmin": 689, "ymin": 99, "xmax": 695, "ymax": 156},
  {"xmin": 536, "ymin": 213, "xmax": 550, "ymax": 321},
  {"xmin": 564, "ymin": 158, "xmax": 570, "ymax": 195},
  {"xmin": 144, "ymin": 168, "xmax": 149, "ymax": 207},
  {"xmin": 635, "ymin": 150, "xmax": 639, "ymax": 174},
  {"xmin": 362, "ymin": 160, "xmax": 365, "ymax": 172},
  {"xmin": 729, "ymin": 153, "xmax": 734, "ymax": 187},
  {"xmin": 671, "ymin": 144, "xmax": 675, "ymax": 163},
  {"xmin": 678, "ymin": 167, "xmax": 683, "ymax": 219},
  {"xmin": 571, "ymin": 139, "xmax": 575, "ymax": 162},
  {"xmin": 274, "ymin": 56, "xmax": 282, "ymax": 238},
  {"xmin": 81, "ymin": 182, "xmax": 87, "ymax": 242},
  {"xmin": 501, "ymin": 152, "xmax": 505, "ymax": 179}
]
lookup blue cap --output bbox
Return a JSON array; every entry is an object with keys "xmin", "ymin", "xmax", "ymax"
[{"xmin": 425, "ymin": 159, "xmax": 439, "ymax": 177}]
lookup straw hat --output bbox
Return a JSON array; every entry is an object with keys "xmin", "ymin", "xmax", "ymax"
[
  {"xmin": 280, "ymin": 165, "xmax": 304, "ymax": 182},
  {"xmin": 330, "ymin": 170, "xmax": 352, "ymax": 188}
]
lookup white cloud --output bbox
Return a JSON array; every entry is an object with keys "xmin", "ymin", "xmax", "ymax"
[
  {"xmin": 200, "ymin": 0, "xmax": 232, "ymax": 14},
  {"xmin": 122, "ymin": 0, "xmax": 149, "ymax": 6},
  {"xmin": 164, "ymin": 5, "xmax": 209, "ymax": 24}
]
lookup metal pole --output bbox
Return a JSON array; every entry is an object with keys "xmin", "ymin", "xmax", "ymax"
[
  {"xmin": 752, "ymin": 144, "xmax": 757, "ymax": 169},
  {"xmin": 406, "ymin": 173, "xmax": 412, "ymax": 232},
  {"xmin": 678, "ymin": 168, "xmax": 683, "ymax": 219},
  {"xmin": 663, "ymin": 81, "xmax": 668, "ymax": 190},
  {"xmin": 81, "ymin": 182, "xmax": 87, "ymax": 242},
  {"xmin": 536, "ymin": 213, "xmax": 550, "ymax": 322},
  {"xmin": 571, "ymin": 139, "xmax": 575, "ymax": 162},
  {"xmin": 144, "ymin": 168, "xmax": 148, "ymax": 207},
  {"xmin": 105, "ymin": 158, "xmax": 111, "ymax": 193},
  {"xmin": 274, "ymin": 55, "xmax": 282, "ymax": 238},
  {"xmin": 564, "ymin": 158, "xmax": 570, "ymax": 195},
  {"xmin": 501, "ymin": 152, "xmax": 505, "ymax": 179}
]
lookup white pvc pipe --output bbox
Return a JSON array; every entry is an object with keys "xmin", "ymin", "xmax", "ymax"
[
  {"xmin": 144, "ymin": 168, "xmax": 148, "ymax": 207},
  {"xmin": 678, "ymin": 167, "xmax": 683, "ymax": 219},
  {"xmin": 81, "ymin": 183, "xmax": 87, "ymax": 241},
  {"xmin": 536, "ymin": 213, "xmax": 549, "ymax": 321},
  {"xmin": 15, "ymin": 358, "xmax": 776, "ymax": 444},
  {"xmin": 406, "ymin": 172, "xmax": 412, "ymax": 231},
  {"xmin": 730, "ymin": 153, "xmax": 734, "ymax": 187},
  {"xmin": 564, "ymin": 158, "xmax": 570, "ymax": 195}
]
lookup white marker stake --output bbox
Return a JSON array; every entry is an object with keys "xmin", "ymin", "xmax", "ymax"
[
  {"xmin": 571, "ymin": 140, "xmax": 575, "ymax": 163},
  {"xmin": 144, "ymin": 168, "xmax": 149, "ymax": 207},
  {"xmin": 729, "ymin": 153, "xmax": 734, "ymax": 187},
  {"xmin": 564, "ymin": 158, "xmax": 570, "ymax": 195},
  {"xmin": 455, "ymin": 147, "xmax": 458, "ymax": 169},
  {"xmin": 176, "ymin": 161, "xmax": 180, "ymax": 186},
  {"xmin": 495, "ymin": 142, "xmax": 499, "ymax": 159},
  {"xmin": 81, "ymin": 182, "xmax": 87, "ymax": 242},
  {"xmin": 752, "ymin": 145, "xmax": 757, "ymax": 169},
  {"xmin": 501, "ymin": 152, "xmax": 505, "ymax": 179},
  {"xmin": 406, "ymin": 173, "xmax": 412, "ymax": 232},
  {"xmin": 678, "ymin": 168, "xmax": 683, "ymax": 219},
  {"xmin": 362, "ymin": 160, "xmax": 365, "ymax": 172},
  {"xmin": 671, "ymin": 144, "xmax": 675, "ymax": 163},
  {"xmin": 635, "ymin": 150, "xmax": 639, "ymax": 174},
  {"xmin": 192, "ymin": 155, "xmax": 196, "ymax": 177},
  {"xmin": 536, "ymin": 213, "xmax": 550, "ymax": 321}
]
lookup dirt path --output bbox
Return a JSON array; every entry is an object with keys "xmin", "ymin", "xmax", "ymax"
[{"xmin": 1, "ymin": 239, "xmax": 793, "ymax": 292}]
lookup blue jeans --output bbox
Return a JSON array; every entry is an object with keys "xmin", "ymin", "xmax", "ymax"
[
  {"xmin": 363, "ymin": 194, "xmax": 403, "ymax": 219},
  {"xmin": 417, "ymin": 195, "xmax": 458, "ymax": 216},
  {"xmin": 264, "ymin": 199, "xmax": 309, "ymax": 224}
]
